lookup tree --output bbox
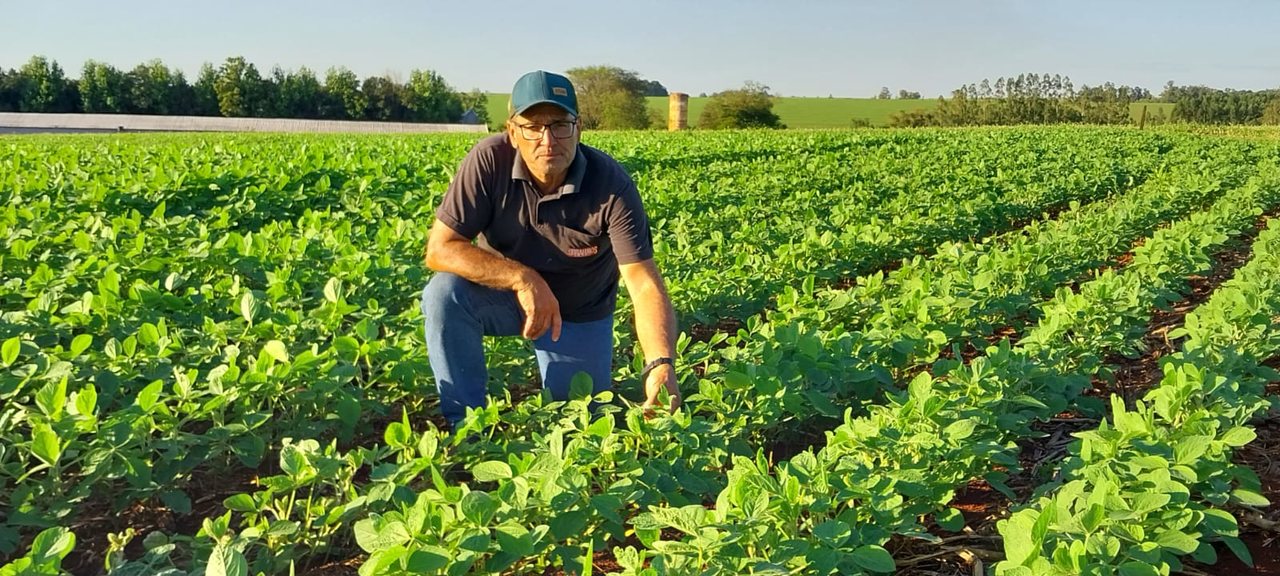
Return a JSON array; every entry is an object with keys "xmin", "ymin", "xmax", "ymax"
[
  {"xmin": 213, "ymin": 56, "xmax": 263, "ymax": 117},
  {"xmin": 17, "ymin": 56, "xmax": 78, "ymax": 112},
  {"xmin": 458, "ymin": 88, "xmax": 491, "ymax": 126},
  {"xmin": 877, "ymin": 86, "xmax": 892, "ymax": 100},
  {"xmin": 698, "ymin": 81, "xmax": 783, "ymax": 129},
  {"xmin": 362, "ymin": 75, "xmax": 407, "ymax": 121},
  {"xmin": 640, "ymin": 79, "xmax": 668, "ymax": 97},
  {"xmin": 128, "ymin": 60, "xmax": 186, "ymax": 115},
  {"xmin": 0, "ymin": 67, "xmax": 19, "ymax": 111},
  {"xmin": 192, "ymin": 63, "xmax": 220, "ymax": 116},
  {"xmin": 274, "ymin": 66, "xmax": 323, "ymax": 118},
  {"xmin": 1263, "ymin": 98, "xmax": 1280, "ymax": 126},
  {"xmin": 897, "ymin": 89, "xmax": 922, "ymax": 99},
  {"xmin": 564, "ymin": 66, "xmax": 650, "ymax": 130},
  {"xmin": 404, "ymin": 69, "xmax": 463, "ymax": 122},
  {"xmin": 79, "ymin": 60, "xmax": 128, "ymax": 113},
  {"xmin": 323, "ymin": 67, "xmax": 365, "ymax": 120}
]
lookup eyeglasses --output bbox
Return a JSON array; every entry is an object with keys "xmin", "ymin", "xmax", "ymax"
[{"xmin": 515, "ymin": 120, "xmax": 577, "ymax": 141}]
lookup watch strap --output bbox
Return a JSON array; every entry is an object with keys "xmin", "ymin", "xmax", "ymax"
[{"xmin": 640, "ymin": 356, "xmax": 674, "ymax": 377}]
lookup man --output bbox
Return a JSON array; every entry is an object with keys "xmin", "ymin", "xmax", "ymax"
[{"xmin": 421, "ymin": 70, "xmax": 681, "ymax": 428}]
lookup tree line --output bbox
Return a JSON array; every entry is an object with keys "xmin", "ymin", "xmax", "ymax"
[
  {"xmin": 1161, "ymin": 82, "xmax": 1280, "ymax": 124},
  {"xmin": 0, "ymin": 57, "xmax": 788, "ymax": 131},
  {"xmin": 887, "ymin": 73, "xmax": 1280, "ymax": 127},
  {"xmin": 887, "ymin": 73, "xmax": 1154, "ymax": 127},
  {"xmin": 0, "ymin": 55, "xmax": 490, "ymax": 125}
]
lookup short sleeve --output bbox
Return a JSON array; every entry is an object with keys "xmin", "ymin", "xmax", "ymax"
[
  {"xmin": 435, "ymin": 146, "xmax": 494, "ymax": 239},
  {"xmin": 606, "ymin": 173, "xmax": 654, "ymax": 265}
]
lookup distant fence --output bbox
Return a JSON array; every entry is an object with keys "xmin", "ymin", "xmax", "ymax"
[{"xmin": 0, "ymin": 113, "xmax": 489, "ymax": 134}]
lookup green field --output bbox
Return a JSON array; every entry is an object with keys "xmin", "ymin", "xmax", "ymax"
[
  {"xmin": 4, "ymin": 127, "xmax": 1280, "ymax": 575},
  {"xmin": 485, "ymin": 93, "xmax": 1175, "ymax": 129}
]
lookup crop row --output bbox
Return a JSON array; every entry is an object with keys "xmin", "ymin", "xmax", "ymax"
[{"xmin": 996, "ymin": 218, "xmax": 1280, "ymax": 576}]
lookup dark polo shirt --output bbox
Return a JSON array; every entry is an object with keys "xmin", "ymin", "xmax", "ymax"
[{"xmin": 436, "ymin": 133, "xmax": 654, "ymax": 322}]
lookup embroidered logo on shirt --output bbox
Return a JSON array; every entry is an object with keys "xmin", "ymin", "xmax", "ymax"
[{"xmin": 564, "ymin": 245, "xmax": 599, "ymax": 258}]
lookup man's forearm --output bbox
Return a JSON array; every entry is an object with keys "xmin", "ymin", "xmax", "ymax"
[
  {"xmin": 631, "ymin": 277, "xmax": 677, "ymax": 361},
  {"xmin": 426, "ymin": 240, "xmax": 533, "ymax": 292}
]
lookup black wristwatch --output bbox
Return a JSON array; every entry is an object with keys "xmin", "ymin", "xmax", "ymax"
[{"xmin": 640, "ymin": 357, "xmax": 675, "ymax": 378}]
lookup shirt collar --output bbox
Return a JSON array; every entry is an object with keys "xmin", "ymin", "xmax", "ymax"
[{"xmin": 511, "ymin": 141, "xmax": 588, "ymax": 195}]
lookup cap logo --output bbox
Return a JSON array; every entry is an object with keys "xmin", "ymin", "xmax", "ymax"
[{"xmin": 552, "ymin": 87, "xmax": 568, "ymax": 96}]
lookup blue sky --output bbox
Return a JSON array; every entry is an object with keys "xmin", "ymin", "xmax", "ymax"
[{"xmin": 3, "ymin": 0, "xmax": 1278, "ymax": 98}]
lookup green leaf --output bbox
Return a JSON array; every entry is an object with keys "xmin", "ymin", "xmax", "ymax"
[
  {"xmin": 1, "ymin": 336, "xmax": 20, "ymax": 367},
  {"xmin": 1081, "ymin": 503, "xmax": 1105, "ymax": 533},
  {"xmin": 936, "ymin": 507, "xmax": 965, "ymax": 532},
  {"xmin": 1224, "ymin": 535, "xmax": 1254, "ymax": 566},
  {"xmin": 160, "ymin": 490, "xmax": 192, "ymax": 514},
  {"xmin": 73, "ymin": 385, "xmax": 97, "ymax": 417},
  {"xmin": 1200, "ymin": 508, "xmax": 1239, "ymax": 537},
  {"xmin": 1220, "ymin": 426, "xmax": 1256, "ymax": 447},
  {"xmin": 353, "ymin": 517, "xmax": 410, "ymax": 553},
  {"xmin": 333, "ymin": 336, "xmax": 361, "ymax": 363},
  {"xmin": 223, "ymin": 494, "xmax": 257, "ymax": 513},
  {"xmin": 324, "ymin": 278, "xmax": 341, "ymax": 303},
  {"xmin": 1232, "ymin": 488, "xmax": 1271, "ymax": 507},
  {"xmin": 1154, "ymin": 529, "xmax": 1199, "ymax": 554},
  {"xmin": 471, "ymin": 461, "xmax": 513, "ymax": 483},
  {"xmin": 458, "ymin": 528, "xmax": 490, "ymax": 552},
  {"xmin": 30, "ymin": 527, "xmax": 75, "ymax": 564},
  {"xmin": 1117, "ymin": 561, "xmax": 1159, "ymax": 576},
  {"xmin": 35, "ymin": 378, "xmax": 67, "ymax": 419},
  {"xmin": 417, "ymin": 430, "xmax": 439, "ymax": 460},
  {"xmin": 69, "ymin": 334, "xmax": 93, "ymax": 358},
  {"xmin": 908, "ymin": 372, "xmax": 933, "ymax": 402},
  {"xmin": 406, "ymin": 547, "xmax": 450, "ymax": 572},
  {"xmin": 723, "ymin": 370, "xmax": 751, "ymax": 390},
  {"xmin": 1191, "ymin": 541, "xmax": 1218, "ymax": 565},
  {"xmin": 280, "ymin": 443, "xmax": 312, "ymax": 479},
  {"xmin": 495, "ymin": 523, "xmax": 534, "ymax": 556},
  {"xmin": 263, "ymin": 340, "xmax": 289, "ymax": 363},
  {"xmin": 813, "ymin": 520, "xmax": 851, "ymax": 547},
  {"xmin": 206, "ymin": 543, "xmax": 248, "ymax": 576},
  {"xmin": 586, "ymin": 414, "xmax": 615, "ymax": 437},
  {"xmin": 461, "ymin": 491, "xmax": 499, "ymax": 526},
  {"xmin": 1174, "ymin": 435, "xmax": 1212, "ymax": 465},
  {"xmin": 849, "ymin": 545, "xmax": 895, "ymax": 573},
  {"xmin": 136, "ymin": 379, "xmax": 164, "ymax": 412},
  {"xmin": 550, "ymin": 510, "xmax": 587, "ymax": 540},
  {"xmin": 30, "ymin": 423, "xmax": 61, "ymax": 466},
  {"xmin": 1031, "ymin": 505, "xmax": 1057, "ymax": 547},
  {"xmin": 943, "ymin": 419, "xmax": 977, "ymax": 441},
  {"xmin": 240, "ymin": 292, "xmax": 257, "ymax": 324},
  {"xmin": 569, "ymin": 371, "xmax": 594, "ymax": 400}
]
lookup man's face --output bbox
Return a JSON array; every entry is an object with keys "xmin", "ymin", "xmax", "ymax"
[{"xmin": 507, "ymin": 103, "xmax": 579, "ymax": 181}]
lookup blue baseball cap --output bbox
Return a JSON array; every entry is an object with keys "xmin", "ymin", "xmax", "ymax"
[{"xmin": 508, "ymin": 70, "xmax": 578, "ymax": 118}]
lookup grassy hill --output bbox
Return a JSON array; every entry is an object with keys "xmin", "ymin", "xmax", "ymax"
[{"xmin": 483, "ymin": 93, "xmax": 1174, "ymax": 130}]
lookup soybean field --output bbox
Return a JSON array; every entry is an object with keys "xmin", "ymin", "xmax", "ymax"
[{"xmin": 2, "ymin": 127, "xmax": 1279, "ymax": 576}]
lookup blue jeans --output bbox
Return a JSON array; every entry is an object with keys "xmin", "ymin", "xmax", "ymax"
[{"xmin": 420, "ymin": 272, "xmax": 614, "ymax": 426}]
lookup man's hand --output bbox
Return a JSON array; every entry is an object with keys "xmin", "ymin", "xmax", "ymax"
[
  {"xmin": 642, "ymin": 364, "xmax": 681, "ymax": 415},
  {"xmin": 514, "ymin": 270, "xmax": 561, "ymax": 341}
]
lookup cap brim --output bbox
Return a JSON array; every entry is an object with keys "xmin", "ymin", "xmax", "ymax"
[{"xmin": 511, "ymin": 99, "xmax": 577, "ymax": 118}]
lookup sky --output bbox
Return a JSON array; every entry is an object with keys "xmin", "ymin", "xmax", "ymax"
[{"xmin": 2, "ymin": 0, "xmax": 1278, "ymax": 98}]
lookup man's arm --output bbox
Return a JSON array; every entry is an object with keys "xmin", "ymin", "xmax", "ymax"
[
  {"xmin": 619, "ymin": 259, "xmax": 681, "ymax": 412},
  {"xmin": 424, "ymin": 219, "xmax": 561, "ymax": 341}
]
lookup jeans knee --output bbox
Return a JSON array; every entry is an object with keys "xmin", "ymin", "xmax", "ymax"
[{"xmin": 421, "ymin": 272, "xmax": 467, "ymax": 329}]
